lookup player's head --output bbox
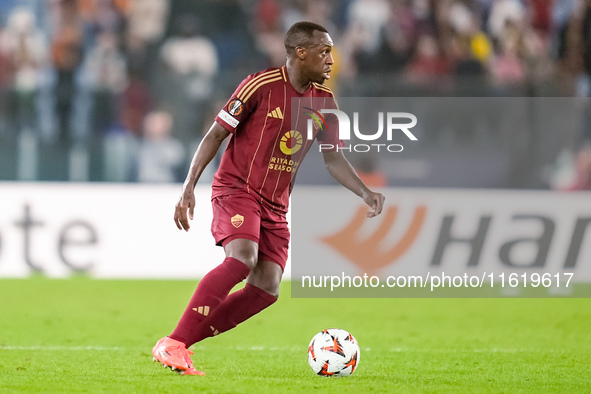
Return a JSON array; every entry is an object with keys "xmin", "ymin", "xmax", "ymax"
[{"xmin": 285, "ymin": 21, "xmax": 333, "ymax": 84}]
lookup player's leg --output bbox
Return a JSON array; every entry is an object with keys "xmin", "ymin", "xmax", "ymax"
[
  {"xmin": 185, "ymin": 260, "xmax": 282, "ymax": 342},
  {"xmin": 153, "ymin": 242, "xmax": 255, "ymax": 374},
  {"xmin": 246, "ymin": 259, "xmax": 282, "ymax": 297},
  {"xmin": 153, "ymin": 195, "xmax": 261, "ymax": 374},
  {"xmin": 153, "ymin": 239, "xmax": 257, "ymax": 374},
  {"xmin": 168, "ymin": 239, "xmax": 256, "ymax": 344},
  {"xmin": 167, "ymin": 194, "xmax": 261, "ymax": 344},
  {"xmin": 184, "ymin": 210, "xmax": 289, "ymax": 343}
]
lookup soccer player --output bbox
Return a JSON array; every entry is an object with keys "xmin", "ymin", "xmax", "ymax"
[{"xmin": 152, "ymin": 21, "xmax": 385, "ymax": 375}]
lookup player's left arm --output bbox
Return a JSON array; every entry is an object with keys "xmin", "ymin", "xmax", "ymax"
[{"xmin": 322, "ymin": 150, "xmax": 385, "ymax": 218}]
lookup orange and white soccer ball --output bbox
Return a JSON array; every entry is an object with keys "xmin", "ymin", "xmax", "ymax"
[{"xmin": 307, "ymin": 328, "xmax": 360, "ymax": 377}]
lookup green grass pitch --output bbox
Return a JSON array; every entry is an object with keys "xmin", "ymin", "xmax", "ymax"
[{"xmin": 1, "ymin": 278, "xmax": 590, "ymax": 393}]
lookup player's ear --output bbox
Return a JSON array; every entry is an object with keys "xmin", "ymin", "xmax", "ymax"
[{"xmin": 295, "ymin": 46, "xmax": 306, "ymax": 60}]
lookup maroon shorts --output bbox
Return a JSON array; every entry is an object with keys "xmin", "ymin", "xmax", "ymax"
[{"xmin": 211, "ymin": 192, "xmax": 289, "ymax": 270}]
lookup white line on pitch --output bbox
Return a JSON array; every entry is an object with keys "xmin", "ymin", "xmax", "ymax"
[
  {"xmin": 0, "ymin": 345, "xmax": 549, "ymax": 353},
  {"xmin": 0, "ymin": 346, "xmax": 129, "ymax": 351}
]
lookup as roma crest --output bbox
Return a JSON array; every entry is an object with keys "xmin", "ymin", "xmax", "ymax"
[{"xmin": 231, "ymin": 214, "xmax": 244, "ymax": 228}]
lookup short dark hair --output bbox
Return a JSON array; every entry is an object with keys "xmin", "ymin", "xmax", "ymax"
[{"xmin": 284, "ymin": 21, "xmax": 328, "ymax": 57}]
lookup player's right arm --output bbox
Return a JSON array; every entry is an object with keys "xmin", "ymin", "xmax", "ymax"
[
  {"xmin": 174, "ymin": 122, "xmax": 230, "ymax": 231},
  {"xmin": 174, "ymin": 70, "xmax": 266, "ymax": 230}
]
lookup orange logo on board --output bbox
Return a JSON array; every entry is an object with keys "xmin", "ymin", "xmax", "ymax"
[
  {"xmin": 231, "ymin": 214, "xmax": 244, "ymax": 228},
  {"xmin": 320, "ymin": 206, "xmax": 426, "ymax": 273}
]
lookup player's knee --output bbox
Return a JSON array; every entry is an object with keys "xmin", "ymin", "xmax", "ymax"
[
  {"xmin": 270, "ymin": 285, "xmax": 280, "ymax": 299},
  {"xmin": 226, "ymin": 247, "xmax": 257, "ymax": 271},
  {"xmin": 225, "ymin": 240, "xmax": 258, "ymax": 270},
  {"xmin": 228, "ymin": 252, "xmax": 257, "ymax": 271},
  {"xmin": 247, "ymin": 263, "xmax": 282, "ymax": 297},
  {"xmin": 257, "ymin": 281, "xmax": 280, "ymax": 298},
  {"xmin": 264, "ymin": 278, "xmax": 281, "ymax": 298}
]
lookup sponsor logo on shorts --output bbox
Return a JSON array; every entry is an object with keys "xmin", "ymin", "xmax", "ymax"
[
  {"xmin": 227, "ymin": 99, "xmax": 244, "ymax": 116},
  {"xmin": 231, "ymin": 214, "xmax": 244, "ymax": 228}
]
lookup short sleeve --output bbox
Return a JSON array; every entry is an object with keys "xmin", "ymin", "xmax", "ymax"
[
  {"xmin": 316, "ymin": 95, "xmax": 345, "ymax": 151},
  {"xmin": 215, "ymin": 74, "xmax": 259, "ymax": 133}
]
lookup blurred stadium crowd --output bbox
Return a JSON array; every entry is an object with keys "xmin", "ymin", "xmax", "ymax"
[{"xmin": 0, "ymin": 0, "xmax": 590, "ymax": 189}]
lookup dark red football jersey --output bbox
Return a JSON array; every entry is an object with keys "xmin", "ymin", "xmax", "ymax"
[{"xmin": 213, "ymin": 66, "xmax": 343, "ymax": 213}]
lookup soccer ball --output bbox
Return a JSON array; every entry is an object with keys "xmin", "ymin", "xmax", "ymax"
[{"xmin": 307, "ymin": 328, "xmax": 360, "ymax": 377}]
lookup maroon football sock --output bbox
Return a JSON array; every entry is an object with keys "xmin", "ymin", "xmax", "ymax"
[
  {"xmin": 169, "ymin": 257, "xmax": 251, "ymax": 346},
  {"xmin": 188, "ymin": 283, "xmax": 277, "ymax": 345}
]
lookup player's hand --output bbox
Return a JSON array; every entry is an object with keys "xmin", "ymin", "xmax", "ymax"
[
  {"xmin": 174, "ymin": 191, "xmax": 196, "ymax": 231},
  {"xmin": 362, "ymin": 190, "xmax": 385, "ymax": 218}
]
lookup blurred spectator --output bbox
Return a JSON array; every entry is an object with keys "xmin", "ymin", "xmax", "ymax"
[
  {"xmin": 302, "ymin": 0, "xmax": 338, "ymax": 34},
  {"xmin": 157, "ymin": 14, "xmax": 218, "ymax": 146},
  {"xmin": 406, "ymin": 33, "xmax": 451, "ymax": 86},
  {"xmin": 82, "ymin": 30, "xmax": 126, "ymax": 137},
  {"xmin": 553, "ymin": 0, "xmax": 578, "ymax": 93},
  {"xmin": 126, "ymin": 0, "xmax": 167, "ymax": 45},
  {"xmin": 0, "ymin": 27, "xmax": 9, "ymax": 138},
  {"xmin": 553, "ymin": 0, "xmax": 576, "ymax": 58},
  {"xmin": 49, "ymin": 0, "xmax": 84, "ymax": 143},
  {"xmin": 529, "ymin": 0, "xmax": 553, "ymax": 40},
  {"xmin": 347, "ymin": 0, "xmax": 390, "ymax": 55},
  {"xmin": 119, "ymin": 70, "xmax": 151, "ymax": 136},
  {"xmin": 450, "ymin": 32, "xmax": 486, "ymax": 77},
  {"xmin": 0, "ymin": 0, "xmax": 589, "ymax": 185},
  {"xmin": 252, "ymin": 0, "xmax": 289, "ymax": 69},
  {"xmin": 576, "ymin": 0, "xmax": 591, "ymax": 98},
  {"xmin": 0, "ymin": 1, "xmax": 18, "ymax": 25},
  {"xmin": 446, "ymin": 0, "xmax": 477, "ymax": 38},
  {"xmin": 442, "ymin": 0, "xmax": 492, "ymax": 81},
  {"xmin": 135, "ymin": 110, "xmax": 185, "ymax": 183},
  {"xmin": 79, "ymin": 0, "xmax": 124, "ymax": 37},
  {"xmin": 124, "ymin": 0, "xmax": 168, "ymax": 78},
  {"xmin": 0, "ymin": 26, "xmax": 9, "ymax": 79},
  {"xmin": 253, "ymin": 27, "xmax": 286, "ymax": 68},
  {"xmin": 254, "ymin": 0, "xmax": 282, "ymax": 33},
  {"xmin": 369, "ymin": 1, "xmax": 416, "ymax": 73},
  {"xmin": 490, "ymin": 22, "xmax": 527, "ymax": 87},
  {"xmin": 123, "ymin": 31, "xmax": 150, "ymax": 79},
  {"xmin": 487, "ymin": 0, "xmax": 526, "ymax": 42},
  {"xmin": 345, "ymin": 0, "xmax": 391, "ymax": 76},
  {"xmin": 175, "ymin": 0, "xmax": 251, "ymax": 70},
  {"xmin": 159, "ymin": 16, "xmax": 217, "ymax": 79},
  {"xmin": 565, "ymin": 145, "xmax": 591, "ymax": 191},
  {"xmin": 0, "ymin": 7, "xmax": 46, "ymax": 138}
]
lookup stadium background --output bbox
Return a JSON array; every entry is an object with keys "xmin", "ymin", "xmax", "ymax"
[
  {"xmin": 0, "ymin": 0, "xmax": 590, "ymax": 188},
  {"xmin": 1, "ymin": 1, "xmax": 591, "ymax": 392}
]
